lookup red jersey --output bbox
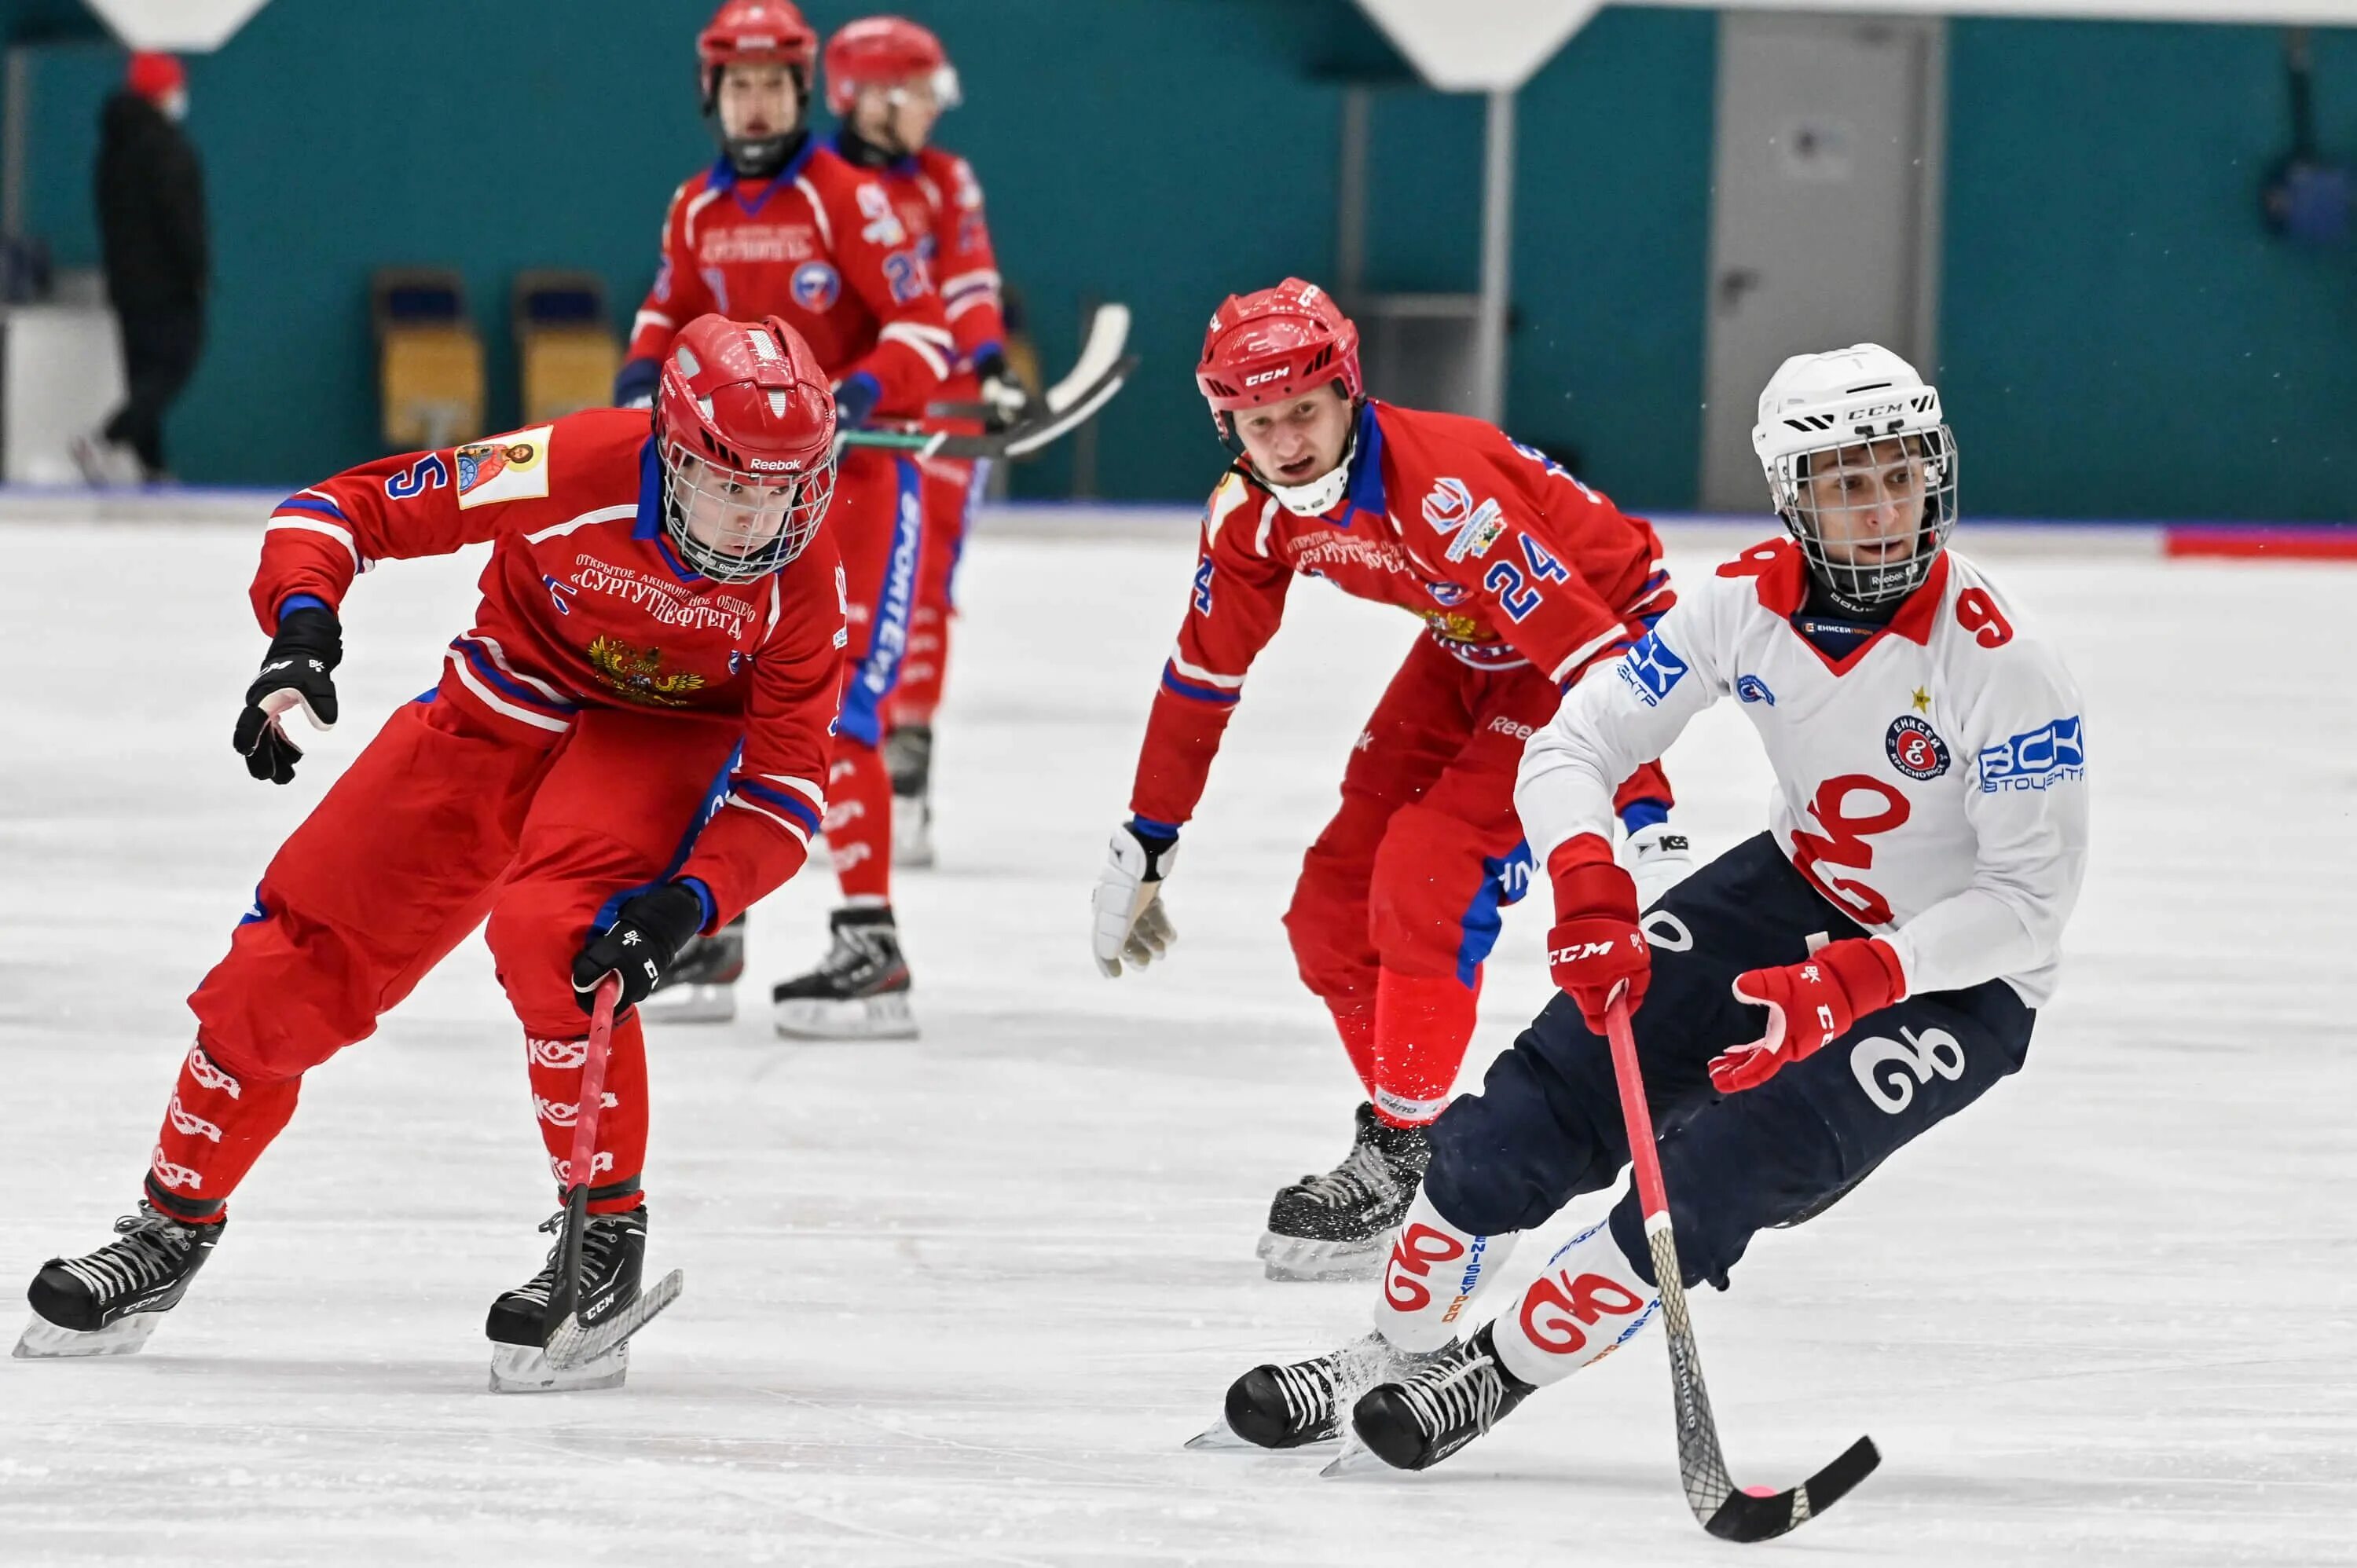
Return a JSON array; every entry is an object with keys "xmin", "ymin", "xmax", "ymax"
[
  {"xmin": 255, "ymin": 408, "xmax": 847, "ymax": 925},
  {"xmin": 854, "ymin": 139, "xmax": 1006, "ymax": 416},
  {"xmin": 1128, "ymin": 401, "xmax": 1672, "ymax": 828},
  {"xmin": 625, "ymin": 141, "xmax": 957, "ymax": 415}
]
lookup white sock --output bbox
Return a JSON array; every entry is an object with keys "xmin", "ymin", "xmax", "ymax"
[
  {"xmin": 1491, "ymin": 1215, "xmax": 1660, "ymax": 1388},
  {"xmin": 1373, "ymin": 1189, "xmax": 1520, "ymax": 1354}
]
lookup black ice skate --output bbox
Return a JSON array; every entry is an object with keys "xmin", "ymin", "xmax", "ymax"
[
  {"xmin": 1258, "ymin": 1101, "xmax": 1430, "ymax": 1281},
  {"xmin": 771, "ymin": 906, "xmax": 918, "ymax": 1040},
  {"xmin": 640, "ymin": 912, "xmax": 746, "ymax": 1024},
  {"xmin": 1192, "ymin": 1332, "xmax": 1387, "ymax": 1451},
  {"xmin": 16, "ymin": 1203, "xmax": 225, "ymax": 1359},
  {"xmin": 486, "ymin": 1205, "xmax": 647, "ymax": 1393},
  {"xmin": 1350, "ymin": 1321, "xmax": 1535, "ymax": 1472},
  {"xmin": 885, "ymin": 724, "xmax": 935, "ymax": 869}
]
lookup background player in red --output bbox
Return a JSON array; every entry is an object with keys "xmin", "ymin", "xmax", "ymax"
[
  {"xmin": 1089, "ymin": 280, "xmax": 1688, "ymax": 1281},
  {"xmin": 823, "ymin": 15, "xmax": 1029, "ymax": 869},
  {"xmin": 19, "ymin": 316, "xmax": 845, "ymax": 1391},
  {"xmin": 618, "ymin": 0, "xmax": 958, "ymax": 1039}
]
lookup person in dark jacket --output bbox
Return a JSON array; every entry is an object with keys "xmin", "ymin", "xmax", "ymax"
[{"xmin": 75, "ymin": 52, "xmax": 207, "ymax": 485}]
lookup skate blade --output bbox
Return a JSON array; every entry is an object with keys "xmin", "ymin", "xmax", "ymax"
[
  {"xmin": 772, "ymin": 994, "xmax": 918, "ymax": 1041},
  {"xmin": 13, "ymin": 1311, "xmax": 161, "ymax": 1359},
  {"xmin": 1257, "ymin": 1231, "xmax": 1388, "ymax": 1283},
  {"xmin": 488, "ymin": 1339, "xmax": 628, "ymax": 1394},
  {"xmin": 544, "ymin": 1267, "xmax": 684, "ymax": 1371},
  {"xmin": 1319, "ymin": 1441, "xmax": 1393, "ymax": 1479},
  {"xmin": 639, "ymin": 984, "xmax": 738, "ymax": 1024},
  {"xmin": 1184, "ymin": 1416, "xmax": 1337, "ymax": 1453}
]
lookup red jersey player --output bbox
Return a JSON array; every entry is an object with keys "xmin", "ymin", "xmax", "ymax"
[
  {"xmin": 1089, "ymin": 280, "xmax": 1687, "ymax": 1280},
  {"xmin": 617, "ymin": 0, "xmax": 958, "ymax": 1040},
  {"xmin": 823, "ymin": 15, "xmax": 1028, "ymax": 869},
  {"xmin": 19, "ymin": 315, "xmax": 845, "ymax": 1390}
]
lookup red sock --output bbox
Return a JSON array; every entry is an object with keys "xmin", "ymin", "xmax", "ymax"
[
  {"xmin": 1368, "ymin": 967, "xmax": 1479, "ymax": 1127},
  {"xmin": 524, "ymin": 1014, "xmax": 649, "ymax": 1213},
  {"xmin": 891, "ymin": 607, "xmax": 946, "ymax": 727},
  {"xmin": 1329, "ymin": 1005, "xmax": 1379, "ymax": 1101},
  {"xmin": 826, "ymin": 738, "xmax": 895, "ymax": 903},
  {"xmin": 144, "ymin": 1042, "xmax": 302, "ymax": 1221}
]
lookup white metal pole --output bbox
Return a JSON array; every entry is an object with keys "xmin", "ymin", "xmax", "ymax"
[{"xmin": 1475, "ymin": 87, "xmax": 1515, "ymax": 424}]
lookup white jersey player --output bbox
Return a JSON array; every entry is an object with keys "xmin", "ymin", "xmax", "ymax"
[{"xmin": 1213, "ymin": 343, "xmax": 2091, "ymax": 1472}]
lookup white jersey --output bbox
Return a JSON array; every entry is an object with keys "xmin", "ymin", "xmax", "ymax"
[{"xmin": 1517, "ymin": 538, "xmax": 2088, "ymax": 1006}]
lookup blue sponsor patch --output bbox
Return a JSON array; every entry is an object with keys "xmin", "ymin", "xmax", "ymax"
[
  {"xmin": 1736, "ymin": 673, "xmax": 1776, "ymax": 706},
  {"xmin": 1615, "ymin": 631, "xmax": 1688, "ymax": 708},
  {"xmin": 791, "ymin": 260, "xmax": 841, "ymax": 312},
  {"xmin": 1192, "ymin": 557, "xmax": 1215, "ymax": 615},
  {"xmin": 1978, "ymin": 715, "xmax": 2085, "ymax": 793},
  {"xmin": 1424, "ymin": 579, "xmax": 1469, "ymax": 607}
]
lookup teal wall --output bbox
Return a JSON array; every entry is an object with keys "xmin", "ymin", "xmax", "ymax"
[
  {"xmin": 1941, "ymin": 20, "xmax": 2357, "ymax": 521},
  {"xmin": 13, "ymin": 2, "xmax": 2357, "ymax": 518}
]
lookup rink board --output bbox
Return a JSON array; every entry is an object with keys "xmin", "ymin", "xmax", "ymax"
[{"xmin": 1, "ymin": 510, "xmax": 2352, "ymax": 1566}]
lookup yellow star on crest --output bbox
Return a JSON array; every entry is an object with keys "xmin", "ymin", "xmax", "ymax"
[{"xmin": 1911, "ymin": 687, "xmax": 1932, "ymax": 714}]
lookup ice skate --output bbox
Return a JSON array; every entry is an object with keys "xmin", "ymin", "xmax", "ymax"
[
  {"xmin": 639, "ymin": 913, "xmax": 746, "ymax": 1024},
  {"xmin": 1204, "ymin": 1333, "xmax": 1413, "ymax": 1451},
  {"xmin": 1348, "ymin": 1321, "xmax": 1534, "ymax": 1471},
  {"xmin": 16, "ymin": 1203, "xmax": 225, "ymax": 1359},
  {"xmin": 486, "ymin": 1205, "xmax": 647, "ymax": 1393},
  {"xmin": 1257, "ymin": 1102, "xmax": 1429, "ymax": 1281},
  {"xmin": 771, "ymin": 907, "xmax": 918, "ymax": 1039},
  {"xmin": 885, "ymin": 724, "xmax": 936, "ymax": 868}
]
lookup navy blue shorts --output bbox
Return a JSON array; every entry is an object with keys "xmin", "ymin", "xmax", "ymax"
[{"xmin": 1423, "ymin": 833, "xmax": 2035, "ymax": 1288}]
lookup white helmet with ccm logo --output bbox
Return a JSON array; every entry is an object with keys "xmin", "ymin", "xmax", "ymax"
[{"xmin": 1751, "ymin": 343, "xmax": 1958, "ymax": 613}]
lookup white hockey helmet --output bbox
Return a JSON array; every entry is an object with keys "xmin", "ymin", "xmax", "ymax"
[{"xmin": 1752, "ymin": 343, "xmax": 1957, "ymax": 613}]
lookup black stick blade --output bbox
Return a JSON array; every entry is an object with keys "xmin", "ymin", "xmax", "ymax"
[{"xmin": 1702, "ymin": 1436, "xmax": 1881, "ymax": 1544}]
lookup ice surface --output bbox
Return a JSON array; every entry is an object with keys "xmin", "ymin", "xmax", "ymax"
[{"xmin": 3, "ymin": 512, "xmax": 2354, "ymax": 1565}]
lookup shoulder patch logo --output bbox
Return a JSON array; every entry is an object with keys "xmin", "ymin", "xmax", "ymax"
[
  {"xmin": 1886, "ymin": 715, "xmax": 1951, "ymax": 781},
  {"xmin": 1420, "ymin": 477, "xmax": 1507, "ymax": 562},
  {"xmin": 455, "ymin": 427, "xmax": 553, "ymax": 510},
  {"xmin": 1616, "ymin": 631, "xmax": 1688, "ymax": 707}
]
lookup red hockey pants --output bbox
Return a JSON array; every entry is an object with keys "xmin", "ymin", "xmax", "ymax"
[
  {"xmin": 148, "ymin": 691, "xmax": 742, "ymax": 1223},
  {"xmin": 1283, "ymin": 636, "xmax": 1670, "ymax": 1127},
  {"xmin": 819, "ymin": 447, "xmax": 925, "ymax": 905}
]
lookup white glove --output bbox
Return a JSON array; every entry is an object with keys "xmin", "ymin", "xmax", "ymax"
[
  {"xmin": 1624, "ymin": 821, "xmax": 1693, "ymax": 912},
  {"xmin": 1091, "ymin": 824, "xmax": 1178, "ymax": 977}
]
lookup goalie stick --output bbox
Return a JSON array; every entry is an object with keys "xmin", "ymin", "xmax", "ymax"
[
  {"xmin": 1601, "ymin": 993, "xmax": 1880, "ymax": 1541},
  {"xmin": 541, "ymin": 976, "xmax": 684, "ymax": 1371}
]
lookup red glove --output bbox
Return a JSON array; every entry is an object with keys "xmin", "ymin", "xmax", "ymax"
[
  {"xmin": 1712, "ymin": 937, "xmax": 1907, "ymax": 1094},
  {"xmin": 1544, "ymin": 836, "xmax": 1649, "ymax": 1034}
]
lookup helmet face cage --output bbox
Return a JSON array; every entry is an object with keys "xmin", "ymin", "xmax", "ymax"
[
  {"xmin": 1770, "ymin": 426, "xmax": 1959, "ymax": 613},
  {"xmin": 658, "ymin": 434, "xmax": 835, "ymax": 583}
]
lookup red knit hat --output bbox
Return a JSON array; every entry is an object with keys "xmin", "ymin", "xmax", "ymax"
[{"xmin": 126, "ymin": 53, "xmax": 184, "ymax": 103}]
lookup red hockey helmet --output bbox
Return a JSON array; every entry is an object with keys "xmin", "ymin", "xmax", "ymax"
[
  {"xmin": 822, "ymin": 16, "xmax": 960, "ymax": 115},
  {"xmin": 1194, "ymin": 278, "xmax": 1363, "ymax": 442},
  {"xmin": 698, "ymin": 0, "xmax": 819, "ymax": 107},
  {"xmin": 654, "ymin": 314, "xmax": 838, "ymax": 582}
]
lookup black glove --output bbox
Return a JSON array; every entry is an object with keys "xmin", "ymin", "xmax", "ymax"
[
  {"xmin": 972, "ymin": 348, "xmax": 1032, "ymax": 433},
  {"xmin": 832, "ymin": 371, "xmax": 882, "ymax": 431},
  {"xmin": 571, "ymin": 883, "xmax": 709, "ymax": 1016},
  {"xmin": 233, "ymin": 606, "xmax": 342, "ymax": 786}
]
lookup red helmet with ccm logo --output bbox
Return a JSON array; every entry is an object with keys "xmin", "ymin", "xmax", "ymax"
[
  {"xmin": 1194, "ymin": 278, "xmax": 1363, "ymax": 442},
  {"xmin": 654, "ymin": 314, "xmax": 838, "ymax": 582},
  {"xmin": 822, "ymin": 16, "xmax": 961, "ymax": 115}
]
